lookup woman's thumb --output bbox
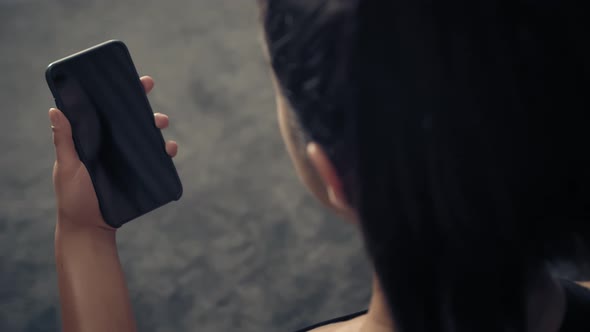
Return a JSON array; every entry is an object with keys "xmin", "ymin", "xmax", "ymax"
[{"xmin": 49, "ymin": 108, "xmax": 79, "ymax": 168}]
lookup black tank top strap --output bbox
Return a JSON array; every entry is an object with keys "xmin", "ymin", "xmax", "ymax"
[
  {"xmin": 293, "ymin": 280, "xmax": 590, "ymax": 332},
  {"xmin": 293, "ymin": 310, "xmax": 368, "ymax": 332}
]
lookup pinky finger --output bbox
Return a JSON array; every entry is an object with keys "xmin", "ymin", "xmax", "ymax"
[{"xmin": 166, "ymin": 140, "xmax": 178, "ymax": 158}]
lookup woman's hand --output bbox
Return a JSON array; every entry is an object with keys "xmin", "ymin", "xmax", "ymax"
[{"xmin": 49, "ymin": 76, "xmax": 178, "ymax": 232}]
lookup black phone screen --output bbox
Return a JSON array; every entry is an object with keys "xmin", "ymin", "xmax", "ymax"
[{"xmin": 46, "ymin": 41, "xmax": 182, "ymax": 228}]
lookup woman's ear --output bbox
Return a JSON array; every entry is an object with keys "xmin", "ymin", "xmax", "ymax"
[{"xmin": 306, "ymin": 143, "xmax": 355, "ymax": 218}]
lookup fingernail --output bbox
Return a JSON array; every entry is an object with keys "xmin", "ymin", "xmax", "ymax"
[{"xmin": 49, "ymin": 108, "xmax": 60, "ymax": 127}]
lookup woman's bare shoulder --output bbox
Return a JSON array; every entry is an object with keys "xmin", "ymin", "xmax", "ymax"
[{"xmin": 308, "ymin": 314, "xmax": 366, "ymax": 332}]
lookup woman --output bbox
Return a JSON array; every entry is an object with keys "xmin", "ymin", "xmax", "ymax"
[{"xmin": 48, "ymin": 0, "xmax": 590, "ymax": 331}]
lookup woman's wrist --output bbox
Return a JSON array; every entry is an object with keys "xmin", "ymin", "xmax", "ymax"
[
  {"xmin": 55, "ymin": 219, "xmax": 117, "ymax": 252},
  {"xmin": 55, "ymin": 217, "xmax": 116, "ymax": 236}
]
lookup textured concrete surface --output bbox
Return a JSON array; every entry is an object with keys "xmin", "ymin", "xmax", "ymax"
[{"xmin": 0, "ymin": 1, "xmax": 371, "ymax": 331}]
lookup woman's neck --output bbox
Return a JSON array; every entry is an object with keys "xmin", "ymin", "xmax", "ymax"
[
  {"xmin": 360, "ymin": 270, "xmax": 566, "ymax": 332},
  {"xmin": 360, "ymin": 277, "xmax": 394, "ymax": 332}
]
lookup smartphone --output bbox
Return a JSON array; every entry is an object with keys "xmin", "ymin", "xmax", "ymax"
[{"xmin": 46, "ymin": 40, "xmax": 183, "ymax": 228}]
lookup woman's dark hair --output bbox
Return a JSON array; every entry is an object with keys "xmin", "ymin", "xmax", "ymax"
[{"xmin": 260, "ymin": 1, "xmax": 590, "ymax": 331}]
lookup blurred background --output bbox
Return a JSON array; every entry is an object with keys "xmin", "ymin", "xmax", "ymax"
[{"xmin": 0, "ymin": 1, "xmax": 371, "ymax": 331}]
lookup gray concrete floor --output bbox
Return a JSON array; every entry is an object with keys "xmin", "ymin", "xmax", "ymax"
[{"xmin": 0, "ymin": 1, "xmax": 371, "ymax": 331}]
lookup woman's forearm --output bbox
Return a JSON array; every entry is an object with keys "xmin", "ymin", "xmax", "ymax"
[{"xmin": 55, "ymin": 224, "xmax": 137, "ymax": 332}]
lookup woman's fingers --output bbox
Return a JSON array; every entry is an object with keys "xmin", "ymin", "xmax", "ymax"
[
  {"xmin": 49, "ymin": 108, "xmax": 79, "ymax": 170},
  {"xmin": 154, "ymin": 113, "xmax": 169, "ymax": 129},
  {"xmin": 166, "ymin": 140, "xmax": 178, "ymax": 158},
  {"xmin": 153, "ymin": 113, "xmax": 176, "ymax": 157},
  {"xmin": 141, "ymin": 88, "xmax": 175, "ymax": 157},
  {"xmin": 140, "ymin": 76, "xmax": 155, "ymax": 94}
]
